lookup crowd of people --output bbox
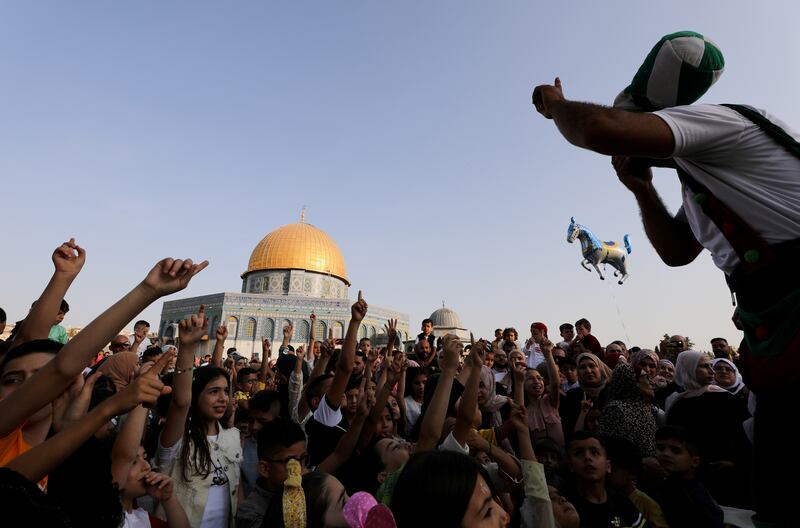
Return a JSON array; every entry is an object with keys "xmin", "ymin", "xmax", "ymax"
[{"xmin": 0, "ymin": 238, "xmax": 756, "ymax": 528}]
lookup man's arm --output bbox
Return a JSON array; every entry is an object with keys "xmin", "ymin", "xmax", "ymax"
[
  {"xmin": 532, "ymin": 78, "xmax": 674, "ymax": 157},
  {"xmin": 613, "ymin": 156, "xmax": 703, "ymax": 266},
  {"xmin": 259, "ymin": 338, "xmax": 274, "ymax": 385},
  {"xmin": 15, "ymin": 239, "xmax": 86, "ymax": 345},
  {"xmin": 327, "ymin": 291, "xmax": 367, "ymax": 411},
  {"xmin": 0, "ymin": 257, "xmax": 206, "ymax": 438},
  {"xmin": 454, "ymin": 338, "xmax": 482, "ymax": 446}
]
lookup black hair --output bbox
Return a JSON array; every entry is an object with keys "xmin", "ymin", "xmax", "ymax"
[
  {"xmin": 0, "ymin": 307, "xmax": 6, "ymax": 323},
  {"xmin": 89, "ymin": 374, "xmax": 117, "ymax": 410},
  {"xmin": 602, "ymin": 436, "xmax": 641, "ymax": 472},
  {"xmin": 234, "ymin": 408, "xmax": 250, "ymax": 425},
  {"xmin": 1, "ymin": 339, "xmax": 63, "ymax": 373},
  {"xmin": 574, "ymin": 318, "xmax": 591, "ymax": 330},
  {"xmin": 141, "ymin": 347, "xmax": 163, "ymax": 363},
  {"xmin": 358, "ymin": 337, "xmax": 371, "ymax": 344},
  {"xmin": 305, "ymin": 374, "xmax": 333, "ymax": 403},
  {"xmin": 257, "ymin": 417, "xmax": 307, "ymax": 461},
  {"xmin": 534, "ymin": 437, "xmax": 565, "ymax": 459},
  {"xmin": 404, "ymin": 367, "xmax": 428, "ymax": 398},
  {"xmin": 503, "ymin": 327, "xmax": 518, "ymax": 340},
  {"xmin": 134, "ymin": 320, "xmax": 150, "ymax": 329},
  {"xmin": 655, "ymin": 425, "xmax": 701, "ymax": 457},
  {"xmin": 559, "ymin": 323, "xmax": 574, "ymax": 332},
  {"xmin": 262, "ymin": 471, "xmax": 335, "ymax": 528},
  {"xmin": 236, "ymin": 367, "xmax": 257, "ymax": 382},
  {"xmin": 249, "ymin": 389, "xmax": 281, "ymax": 414},
  {"xmin": 392, "ymin": 450, "xmax": 495, "ymax": 527},
  {"xmin": 559, "ymin": 357, "xmax": 577, "ymax": 369},
  {"xmin": 179, "ymin": 366, "xmax": 230, "ymax": 482},
  {"xmin": 494, "ymin": 328, "xmax": 502, "ymax": 334},
  {"xmin": 59, "ymin": 299, "xmax": 70, "ymax": 314},
  {"xmin": 421, "ymin": 318, "xmax": 433, "ymax": 326},
  {"xmin": 355, "ymin": 350, "xmax": 367, "ymax": 360},
  {"xmin": 345, "ymin": 375, "xmax": 362, "ymax": 393},
  {"xmin": 567, "ymin": 430, "xmax": 606, "ymax": 454}
]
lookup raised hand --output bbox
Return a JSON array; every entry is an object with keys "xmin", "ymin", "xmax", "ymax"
[
  {"xmin": 508, "ymin": 402, "xmax": 528, "ymax": 431},
  {"xmin": 178, "ymin": 305, "xmax": 208, "ymax": 346},
  {"xmin": 320, "ymin": 329, "xmax": 336, "ymax": 359},
  {"xmin": 580, "ymin": 392, "xmax": 593, "ymax": 413},
  {"xmin": 52, "ymin": 238, "xmax": 86, "ymax": 277},
  {"xmin": 386, "ymin": 351, "xmax": 405, "ymax": 385},
  {"xmin": 310, "ymin": 312, "xmax": 316, "ymax": 323},
  {"xmin": 541, "ymin": 338, "xmax": 554, "ymax": 354},
  {"xmin": 384, "ymin": 318, "xmax": 398, "ymax": 348},
  {"xmin": 612, "ymin": 156, "xmax": 654, "ymax": 195},
  {"xmin": 283, "ymin": 324, "xmax": 294, "ymax": 340},
  {"xmin": 469, "ymin": 334, "xmax": 487, "ymax": 368},
  {"xmin": 143, "ymin": 471, "xmax": 175, "ymax": 502},
  {"xmin": 532, "ymin": 77, "xmax": 564, "ymax": 119},
  {"xmin": 216, "ymin": 325, "xmax": 228, "ymax": 342},
  {"xmin": 114, "ymin": 350, "xmax": 175, "ymax": 413},
  {"xmin": 296, "ymin": 345, "xmax": 306, "ymax": 361},
  {"xmin": 262, "ymin": 337, "xmax": 272, "ymax": 357},
  {"xmin": 351, "ymin": 290, "xmax": 368, "ymax": 322},
  {"xmin": 466, "ymin": 429, "xmax": 491, "ymax": 452},
  {"xmin": 441, "ymin": 334, "xmax": 463, "ymax": 372},
  {"xmin": 142, "ymin": 258, "xmax": 208, "ymax": 297}
]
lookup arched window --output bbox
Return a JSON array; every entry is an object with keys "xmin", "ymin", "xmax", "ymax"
[
  {"xmin": 226, "ymin": 316, "xmax": 239, "ymax": 338},
  {"xmin": 208, "ymin": 316, "xmax": 219, "ymax": 337},
  {"xmin": 313, "ymin": 319, "xmax": 327, "ymax": 340},
  {"xmin": 332, "ymin": 321, "xmax": 344, "ymax": 339},
  {"xmin": 164, "ymin": 325, "xmax": 175, "ymax": 340},
  {"xmin": 369, "ymin": 326, "xmax": 377, "ymax": 339},
  {"xmin": 358, "ymin": 325, "xmax": 367, "ymax": 340},
  {"xmin": 263, "ymin": 319, "xmax": 275, "ymax": 340},
  {"xmin": 296, "ymin": 320, "xmax": 310, "ymax": 341},
  {"xmin": 245, "ymin": 318, "xmax": 257, "ymax": 339}
]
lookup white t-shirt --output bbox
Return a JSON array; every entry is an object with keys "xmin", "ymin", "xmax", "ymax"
[
  {"xmin": 522, "ymin": 340, "xmax": 544, "ymax": 369},
  {"xmin": 157, "ymin": 435, "xmax": 231, "ymax": 528},
  {"xmin": 312, "ymin": 394, "xmax": 343, "ymax": 427},
  {"xmin": 404, "ymin": 396, "xmax": 422, "ymax": 431},
  {"xmin": 653, "ymin": 104, "xmax": 800, "ymax": 274},
  {"xmin": 122, "ymin": 508, "xmax": 152, "ymax": 528}
]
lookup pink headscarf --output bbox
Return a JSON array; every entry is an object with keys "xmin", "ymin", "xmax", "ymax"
[{"xmin": 97, "ymin": 351, "xmax": 140, "ymax": 391}]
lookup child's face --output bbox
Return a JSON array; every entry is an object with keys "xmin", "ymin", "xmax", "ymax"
[
  {"xmin": 656, "ymin": 438, "xmax": 698, "ymax": 477},
  {"xmin": 560, "ymin": 327, "xmax": 575, "ymax": 341},
  {"xmin": 376, "ymin": 406, "xmax": 395, "ymax": 438},
  {"xmin": 55, "ymin": 310, "xmax": 66, "ymax": 324},
  {"xmin": 123, "ymin": 446, "xmax": 152, "ymax": 499},
  {"xmin": 568, "ymin": 438, "xmax": 610, "ymax": 483},
  {"xmin": 538, "ymin": 450, "xmax": 562, "ymax": 476},
  {"xmin": 561, "ymin": 365, "xmax": 578, "ymax": 383},
  {"xmin": 258, "ymin": 440, "xmax": 308, "ymax": 491}
]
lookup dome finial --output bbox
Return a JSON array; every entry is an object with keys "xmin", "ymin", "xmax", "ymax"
[
  {"xmin": 301, "ymin": 206, "xmax": 306, "ymax": 224},
  {"xmin": 442, "ymin": 300, "xmax": 445, "ymax": 309}
]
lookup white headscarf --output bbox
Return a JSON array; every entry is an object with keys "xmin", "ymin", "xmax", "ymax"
[
  {"xmin": 665, "ymin": 350, "xmax": 725, "ymax": 413},
  {"xmin": 712, "ymin": 358, "xmax": 745, "ymax": 395}
]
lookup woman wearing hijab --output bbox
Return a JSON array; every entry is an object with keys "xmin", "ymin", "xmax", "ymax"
[
  {"xmin": 560, "ymin": 352, "xmax": 612, "ymax": 441},
  {"xmin": 599, "ymin": 362, "xmax": 658, "ymax": 458},
  {"xmin": 666, "ymin": 351, "xmax": 752, "ymax": 507}
]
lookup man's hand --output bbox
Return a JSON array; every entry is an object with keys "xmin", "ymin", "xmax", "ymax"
[
  {"xmin": 52, "ymin": 238, "xmax": 86, "ymax": 277},
  {"xmin": 142, "ymin": 258, "xmax": 208, "ymax": 298},
  {"xmin": 508, "ymin": 402, "xmax": 528, "ymax": 432},
  {"xmin": 351, "ymin": 290, "xmax": 368, "ymax": 322},
  {"xmin": 532, "ymin": 77, "xmax": 564, "ymax": 119},
  {"xmin": 262, "ymin": 337, "xmax": 272, "ymax": 357},
  {"xmin": 612, "ymin": 156, "xmax": 654, "ymax": 195},
  {"xmin": 216, "ymin": 326, "xmax": 228, "ymax": 342},
  {"xmin": 384, "ymin": 318, "xmax": 398, "ymax": 348},
  {"xmin": 469, "ymin": 334, "xmax": 486, "ymax": 368},
  {"xmin": 320, "ymin": 330, "xmax": 336, "ymax": 359},
  {"xmin": 282, "ymin": 324, "xmax": 293, "ymax": 340},
  {"xmin": 178, "ymin": 305, "xmax": 208, "ymax": 346},
  {"xmin": 466, "ymin": 429, "xmax": 491, "ymax": 453},
  {"xmin": 541, "ymin": 338, "xmax": 554, "ymax": 355}
]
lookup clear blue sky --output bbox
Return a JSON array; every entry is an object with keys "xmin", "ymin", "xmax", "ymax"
[{"xmin": 4, "ymin": 2, "xmax": 800, "ymax": 350}]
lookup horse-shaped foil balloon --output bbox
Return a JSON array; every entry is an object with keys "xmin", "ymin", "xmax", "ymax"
[{"xmin": 566, "ymin": 217, "xmax": 632, "ymax": 284}]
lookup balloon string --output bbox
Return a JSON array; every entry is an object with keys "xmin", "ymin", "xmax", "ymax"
[{"xmin": 605, "ymin": 275, "xmax": 631, "ymax": 344}]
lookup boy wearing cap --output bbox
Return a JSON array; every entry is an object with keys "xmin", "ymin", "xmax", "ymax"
[{"xmin": 523, "ymin": 322, "xmax": 548, "ymax": 369}]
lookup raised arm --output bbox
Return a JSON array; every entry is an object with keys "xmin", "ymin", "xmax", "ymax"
[
  {"xmin": 541, "ymin": 339, "xmax": 560, "ymax": 409},
  {"xmin": 9, "ymin": 351, "xmax": 174, "ymax": 483},
  {"xmin": 318, "ymin": 382, "xmax": 370, "ymax": 474},
  {"xmin": 327, "ymin": 291, "xmax": 367, "ymax": 411},
  {"xmin": 160, "ymin": 306, "xmax": 208, "ymax": 449},
  {"xmin": 532, "ymin": 78, "xmax": 674, "ymax": 157},
  {"xmin": 280, "ymin": 323, "xmax": 293, "ymax": 353},
  {"xmin": 357, "ymin": 353, "xmax": 403, "ymax": 450},
  {"xmin": 454, "ymin": 336, "xmax": 483, "ymax": 446},
  {"xmin": 308, "ymin": 312, "xmax": 316, "ymax": 354},
  {"xmin": 14, "ymin": 239, "xmax": 86, "ymax": 346},
  {"xmin": 211, "ymin": 325, "xmax": 227, "ymax": 368},
  {"xmin": 417, "ymin": 334, "xmax": 460, "ymax": 452},
  {"xmin": 0, "ymin": 257, "xmax": 206, "ymax": 438},
  {"xmin": 259, "ymin": 337, "xmax": 274, "ymax": 385},
  {"xmin": 613, "ymin": 156, "xmax": 703, "ymax": 266}
]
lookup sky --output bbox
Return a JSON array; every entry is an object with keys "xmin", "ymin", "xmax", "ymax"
[{"xmin": 3, "ymin": 1, "xmax": 800, "ymax": 351}]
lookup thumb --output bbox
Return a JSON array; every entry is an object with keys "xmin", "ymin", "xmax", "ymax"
[
  {"xmin": 152, "ymin": 350, "xmax": 176, "ymax": 376},
  {"xmin": 554, "ymin": 77, "xmax": 562, "ymax": 90}
]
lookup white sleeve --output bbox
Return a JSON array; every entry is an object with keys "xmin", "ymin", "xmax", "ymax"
[
  {"xmin": 437, "ymin": 431, "xmax": 469, "ymax": 455},
  {"xmin": 312, "ymin": 395, "xmax": 342, "ymax": 427},
  {"xmin": 653, "ymin": 104, "xmax": 747, "ymax": 160},
  {"xmin": 155, "ymin": 435, "xmax": 183, "ymax": 473}
]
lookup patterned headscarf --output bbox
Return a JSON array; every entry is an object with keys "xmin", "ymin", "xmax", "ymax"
[
  {"xmin": 631, "ymin": 349, "xmax": 659, "ymax": 377},
  {"xmin": 607, "ymin": 363, "xmax": 643, "ymax": 403},
  {"xmin": 282, "ymin": 459, "xmax": 306, "ymax": 527}
]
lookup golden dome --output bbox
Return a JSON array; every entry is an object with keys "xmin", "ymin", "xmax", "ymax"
[{"xmin": 245, "ymin": 222, "xmax": 349, "ymax": 284}]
